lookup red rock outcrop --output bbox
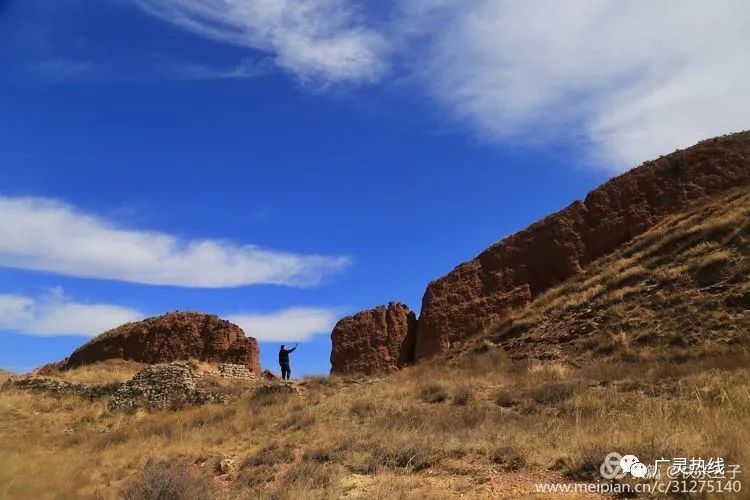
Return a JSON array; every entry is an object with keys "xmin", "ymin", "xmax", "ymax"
[
  {"xmin": 415, "ymin": 131, "xmax": 750, "ymax": 359},
  {"xmin": 58, "ymin": 312, "xmax": 260, "ymax": 374},
  {"xmin": 330, "ymin": 302, "xmax": 417, "ymax": 375}
]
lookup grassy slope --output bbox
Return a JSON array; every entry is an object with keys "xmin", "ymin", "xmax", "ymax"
[
  {"xmin": 486, "ymin": 187, "xmax": 750, "ymax": 362},
  {"xmin": 1, "ymin": 190, "xmax": 749, "ymax": 499},
  {"xmin": 41, "ymin": 359, "xmax": 145, "ymax": 385}
]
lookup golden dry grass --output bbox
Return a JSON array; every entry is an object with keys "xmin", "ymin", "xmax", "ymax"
[
  {"xmin": 1, "ymin": 352, "xmax": 749, "ymax": 498},
  {"xmin": 489, "ymin": 187, "xmax": 750, "ymax": 362},
  {"xmin": 43, "ymin": 359, "xmax": 145, "ymax": 385},
  {"xmin": 1, "ymin": 189, "xmax": 749, "ymax": 498}
]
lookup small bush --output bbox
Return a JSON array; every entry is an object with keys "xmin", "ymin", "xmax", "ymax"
[
  {"xmin": 282, "ymin": 462, "xmax": 343, "ymax": 491},
  {"xmin": 124, "ymin": 459, "xmax": 214, "ymax": 500},
  {"xmin": 494, "ymin": 389, "xmax": 518, "ymax": 407},
  {"xmin": 303, "ymin": 376, "xmax": 334, "ymax": 388},
  {"xmin": 249, "ymin": 384, "xmax": 293, "ymax": 407},
  {"xmin": 452, "ymin": 384, "xmax": 473, "ymax": 406},
  {"xmin": 234, "ymin": 464, "xmax": 274, "ymax": 490},
  {"xmin": 303, "ymin": 447, "xmax": 332, "ymax": 462},
  {"xmin": 350, "ymin": 400, "xmax": 376, "ymax": 418},
  {"xmin": 279, "ymin": 410, "xmax": 316, "ymax": 431},
  {"xmin": 365, "ymin": 443, "xmax": 441, "ymax": 473},
  {"xmin": 489, "ymin": 444, "xmax": 525, "ymax": 471},
  {"xmin": 246, "ymin": 444, "xmax": 293, "ymax": 467},
  {"xmin": 526, "ymin": 381, "xmax": 579, "ymax": 405},
  {"xmin": 564, "ymin": 444, "xmax": 611, "ymax": 481},
  {"xmin": 419, "ymin": 383, "xmax": 448, "ymax": 403}
]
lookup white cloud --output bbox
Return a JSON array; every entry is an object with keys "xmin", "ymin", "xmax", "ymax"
[
  {"xmin": 227, "ymin": 307, "xmax": 339, "ymax": 342},
  {"xmin": 0, "ymin": 196, "xmax": 350, "ymax": 288},
  {"xmin": 0, "ymin": 288, "xmax": 144, "ymax": 337},
  {"xmin": 399, "ymin": 0, "xmax": 750, "ymax": 169},
  {"xmin": 130, "ymin": 0, "xmax": 387, "ymax": 84}
]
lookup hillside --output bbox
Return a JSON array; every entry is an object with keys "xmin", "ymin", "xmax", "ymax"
[
  {"xmin": 1, "ymin": 188, "xmax": 748, "ymax": 498},
  {"xmin": 331, "ymin": 131, "xmax": 750, "ymax": 374},
  {"xmin": 486, "ymin": 186, "xmax": 750, "ymax": 362}
]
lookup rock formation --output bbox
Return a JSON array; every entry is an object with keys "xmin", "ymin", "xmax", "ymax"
[
  {"xmin": 58, "ymin": 312, "xmax": 260, "ymax": 374},
  {"xmin": 330, "ymin": 302, "xmax": 417, "ymax": 375},
  {"xmin": 329, "ymin": 132, "xmax": 750, "ymax": 373},
  {"xmin": 415, "ymin": 132, "xmax": 750, "ymax": 359}
]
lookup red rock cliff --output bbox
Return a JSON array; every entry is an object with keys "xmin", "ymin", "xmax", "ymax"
[
  {"xmin": 330, "ymin": 302, "xmax": 417, "ymax": 375},
  {"xmin": 415, "ymin": 132, "xmax": 750, "ymax": 359},
  {"xmin": 59, "ymin": 312, "xmax": 261, "ymax": 374}
]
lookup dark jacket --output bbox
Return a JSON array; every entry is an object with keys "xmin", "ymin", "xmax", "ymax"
[{"xmin": 279, "ymin": 346, "xmax": 296, "ymax": 365}]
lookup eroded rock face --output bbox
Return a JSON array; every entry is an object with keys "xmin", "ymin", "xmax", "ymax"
[
  {"xmin": 415, "ymin": 131, "xmax": 750, "ymax": 359},
  {"xmin": 330, "ymin": 302, "xmax": 417, "ymax": 375},
  {"xmin": 60, "ymin": 312, "xmax": 260, "ymax": 374}
]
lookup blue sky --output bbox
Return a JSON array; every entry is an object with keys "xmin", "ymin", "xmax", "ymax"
[{"xmin": 1, "ymin": 0, "xmax": 747, "ymax": 374}]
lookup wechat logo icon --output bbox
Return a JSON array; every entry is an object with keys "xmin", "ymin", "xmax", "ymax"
[{"xmin": 601, "ymin": 452, "xmax": 648, "ymax": 480}]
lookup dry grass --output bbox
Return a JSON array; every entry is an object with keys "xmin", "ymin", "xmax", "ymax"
[
  {"xmin": 44, "ymin": 359, "xmax": 144, "ymax": 385},
  {"xmin": 1, "ymin": 356, "xmax": 748, "ymax": 498},
  {"xmin": 1, "ymin": 189, "xmax": 749, "ymax": 498},
  {"xmin": 490, "ymin": 187, "xmax": 750, "ymax": 362}
]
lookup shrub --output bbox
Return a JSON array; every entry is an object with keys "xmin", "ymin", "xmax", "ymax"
[
  {"xmin": 489, "ymin": 444, "xmax": 525, "ymax": 471},
  {"xmin": 365, "ymin": 443, "xmax": 441, "ymax": 473},
  {"xmin": 249, "ymin": 384, "xmax": 293, "ymax": 407},
  {"xmin": 564, "ymin": 444, "xmax": 611, "ymax": 481},
  {"xmin": 124, "ymin": 459, "xmax": 214, "ymax": 500},
  {"xmin": 494, "ymin": 389, "xmax": 518, "ymax": 407},
  {"xmin": 303, "ymin": 447, "xmax": 332, "ymax": 462},
  {"xmin": 282, "ymin": 462, "xmax": 342, "ymax": 490},
  {"xmin": 350, "ymin": 400, "xmax": 376, "ymax": 418},
  {"xmin": 279, "ymin": 411, "xmax": 316, "ymax": 431},
  {"xmin": 452, "ymin": 384, "xmax": 473, "ymax": 406},
  {"xmin": 526, "ymin": 381, "xmax": 579, "ymax": 405},
  {"xmin": 419, "ymin": 383, "xmax": 448, "ymax": 403},
  {"xmin": 246, "ymin": 444, "xmax": 293, "ymax": 467}
]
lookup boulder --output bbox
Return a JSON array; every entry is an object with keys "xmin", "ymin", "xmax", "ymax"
[
  {"xmin": 330, "ymin": 302, "xmax": 417, "ymax": 375},
  {"xmin": 415, "ymin": 131, "xmax": 750, "ymax": 359},
  {"xmin": 59, "ymin": 311, "xmax": 260, "ymax": 374}
]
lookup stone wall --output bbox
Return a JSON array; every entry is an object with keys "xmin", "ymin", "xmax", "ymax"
[
  {"xmin": 217, "ymin": 363, "xmax": 257, "ymax": 380},
  {"xmin": 108, "ymin": 362, "xmax": 228, "ymax": 412},
  {"xmin": 4, "ymin": 361, "xmax": 262, "ymax": 412},
  {"xmin": 5, "ymin": 377, "xmax": 120, "ymax": 400}
]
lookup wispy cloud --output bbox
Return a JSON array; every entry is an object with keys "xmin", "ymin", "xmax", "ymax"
[
  {"xmin": 400, "ymin": 0, "xmax": 750, "ymax": 169},
  {"xmin": 227, "ymin": 307, "xmax": 340, "ymax": 342},
  {"xmin": 130, "ymin": 0, "xmax": 388, "ymax": 85},
  {"xmin": 0, "ymin": 196, "xmax": 350, "ymax": 288},
  {"xmin": 128, "ymin": 1, "xmax": 750, "ymax": 169},
  {"xmin": 0, "ymin": 288, "xmax": 144, "ymax": 337},
  {"xmin": 0, "ymin": 287, "xmax": 341, "ymax": 341}
]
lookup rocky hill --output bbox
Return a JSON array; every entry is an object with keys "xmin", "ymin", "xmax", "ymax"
[
  {"xmin": 331, "ymin": 131, "xmax": 750, "ymax": 373},
  {"xmin": 479, "ymin": 185, "xmax": 749, "ymax": 362},
  {"xmin": 51, "ymin": 312, "xmax": 260, "ymax": 374}
]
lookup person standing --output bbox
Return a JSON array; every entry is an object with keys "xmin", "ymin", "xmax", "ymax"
[{"xmin": 278, "ymin": 343, "xmax": 298, "ymax": 381}]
